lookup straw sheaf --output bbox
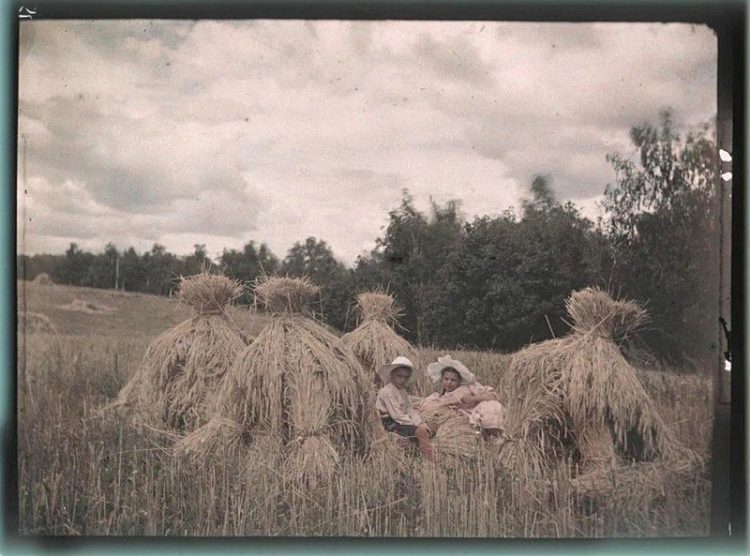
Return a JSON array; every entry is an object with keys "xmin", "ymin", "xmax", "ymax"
[
  {"xmin": 341, "ymin": 320, "xmax": 420, "ymax": 381},
  {"xmin": 431, "ymin": 412, "xmax": 480, "ymax": 466},
  {"xmin": 115, "ymin": 313, "xmax": 247, "ymax": 432},
  {"xmin": 31, "ymin": 272, "xmax": 54, "ymax": 285},
  {"xmin": 342, "ymin": 291, "xmax": 421, "ymax": 447},
  {"xmin": 254, "ymin": 276, "xmax": 320, "ymax": 314},
  {"xmin": 212, "ymin": 317, "xmax": 367, "ymax": 446},
  {"xmin": 502, "ymin": 288, "xmax": 700, "ymax": 475},
  {"xmin": 415, "ymin": 405, "xmax": 481, "ymax": 466},
  {"xmin": 177, "ymin": 273, "xmax": 244, "ymax": 314},
  {"xmin": 569, "ymin": 459, "xmax": 702, "ymax": 500},
  {"xmin": 418, "ymin": 405, "xmax": 458, "ymax": 433},
  {"xmin": 564, "ymin": 334, "xmax": 701, "ymax": 467},
  {"xmin": 566, "ymin": 287, "xmax": 647, "ymax": 338},
  {"xmin": 500, "ymin": 338, "xmax": 571, "ymax": 474},
  {"xmin": 187, "ymin": 279, "xmax": 369, "ymax": 473},
  {"xmin": 355, "ymin": 292, "xmax": 402, "ymax": 323},
  {"xmin": 19, "ymin": 311, "xmax": 59, "ymax": 335},
  {"xmin": 284, "ymin": 435, "xmax": 340, "ymax": 488},
  {"xmin": 172, "ymin": 416, "xmax": 246, "ymax": 462}
]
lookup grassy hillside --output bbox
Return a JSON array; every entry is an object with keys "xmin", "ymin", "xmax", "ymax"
[{"xmin": 18, "ymin": 280, "xmax": 269, "ymax": 339}]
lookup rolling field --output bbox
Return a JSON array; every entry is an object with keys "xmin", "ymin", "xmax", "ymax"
[{"xmin": 16, "ymin": 281, "xmax": 713, "ymax": 537}]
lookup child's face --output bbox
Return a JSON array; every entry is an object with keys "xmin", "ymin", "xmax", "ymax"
[
  {"xmin": 441, "ymin": 369, "xmax": 461, "ymax": 392},
  {"xmin": 390, "ymin": 367, "xmax": 412, "ymax": 389}
]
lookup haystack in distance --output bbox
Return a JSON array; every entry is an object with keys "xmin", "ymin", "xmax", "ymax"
[
  {"xmin": 113, "ymin": 273, "xmax": 247, "ymax": 432},
  {"xmin": 181, "ymin": 276, "xmax": 369, "ymax": 485},
  {"xmin": 500, "ymin": 287, "xmax": 700, "ymax": 477},
  {"xmin": 32, "ymin": 272, "xmax": 54, "ymax": 285}
]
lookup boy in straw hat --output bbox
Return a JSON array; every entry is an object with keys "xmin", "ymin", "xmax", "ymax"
[{"xmin": 375, "ymin": 356, "xmax": 436, "ymax": 461}]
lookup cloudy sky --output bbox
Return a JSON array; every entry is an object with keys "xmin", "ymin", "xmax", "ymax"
[{"xmin": 17, "ymin": 20, "xmax": 716, "ymax": 265}]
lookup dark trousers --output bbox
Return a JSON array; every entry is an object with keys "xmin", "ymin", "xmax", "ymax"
[{"xmin": 380, "ymin": 416, "xmax": 417, "ymax": 437}]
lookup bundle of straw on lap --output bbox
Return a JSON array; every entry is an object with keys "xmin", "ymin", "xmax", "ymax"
[
  {"xmin": 112, "ymin": 273, "xmax": 247, "ymax": 433},
  {"xmin": 500, "ymin": 288, "xmax": 701, "ymax": 485},
  {"xmin": 431, "ymin": 412, "xmax": 480, "ymax": 466},
  {"xmin": 179, "ymin": 276, "xmax": 368, "ymax": 486},
  {"xmin": 419, "ymin": 405, "xmax": 458, "ymax": 432}
]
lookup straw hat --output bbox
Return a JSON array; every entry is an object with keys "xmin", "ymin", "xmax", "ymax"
[
  {"xmin": 426, "ymin": 354, "xmax": 476, "ymax": 385},
  {"xmin": 377, "ymin": 356, "xmax": 419, "ymax": 385}
]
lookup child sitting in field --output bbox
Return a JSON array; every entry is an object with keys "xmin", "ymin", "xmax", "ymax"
[
  {"xmin": 422, "ymin": 354, "xmax": 507, "ymax": 440},
  {"xmin": 375, "ymin": 356, "xmax": 436, "ymax": 461}
]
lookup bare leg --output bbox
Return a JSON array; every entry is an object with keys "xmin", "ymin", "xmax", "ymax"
[{"xmin": 415, "ymin": 424, "xmax": 436, "ymax": 461}]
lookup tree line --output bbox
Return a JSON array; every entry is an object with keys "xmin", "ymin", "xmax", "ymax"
[{"xmin": 18, "ymin": 112, "xmax": 719, "ymax": 364}]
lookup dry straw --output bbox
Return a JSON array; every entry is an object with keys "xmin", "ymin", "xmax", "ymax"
[
  {"xmin": 31, "ymin": 272, "xmax": 54, "ymax": 285},
  {"xmin": 18, "ymin": 311, "xmax": 69, "ymax": 412},
  {"xmin": 432, "ymin": 413, "xmax": 480, "ymax": 466},
  {"xmin": 418, "ymin": 405, "xmax": 481, "ymax": 466},
  {"xmin": 112, "ymin": 273, "xmax": 247, "ymax": 433},
  {"xmin": 342, "ymin": 291, "xmax": 421, "ymax": 448},
  {"xmin": 500, "ymin": 287, "xmax": 701, "ymax": 480},
  {"xmin": 179, "ymin": 276, "xmax": 369, "ymax": 486},
  {"xmin": 171, "ymin": 416, "xmax": 246, "ymax": 461},
  {"xmin": 341, "ymin": 292, "xmax": 420, "ymax": 383},
  {"xmin": 19, "ymin": 311, "xmax": 59, "ymax": 335}
]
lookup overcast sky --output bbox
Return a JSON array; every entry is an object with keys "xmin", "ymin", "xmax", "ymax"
[{"xmin": 17, "ymin": 20, "xmax": 716, "ymax": 265}]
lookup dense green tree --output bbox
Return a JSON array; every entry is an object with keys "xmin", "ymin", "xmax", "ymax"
[
  {"xmin": 119, "ymin": 247, "xmax": 147, "ymax": 292},
  {"xmin": 280, "ymin": 237, "xmax": 351, "ymax": 329},
  {"xmin": 219, "ymin": 241, "xmax": 279, "ymax": 304},
  {"xmin": 58, "ymin": 243, "xmax": 96, "ymax": 286},
  {"xmin": 182, "ymin": 244, "xmax": 212, "ymax": 277},
  {"xmin": 603, "ymin": 110, "xmax": 718, "ymax": 363},
  {"xmin": 521, "ymin": 174, "xmax": 557, "ymax": 213},
  {"xmin": 86, "ymin": 242, "xmax": 119, "ymax": 289},
  {"xmin": 17, "ymin": 253, "xmax": 62, "ymax": 282},
  {"xmin": 142, "ymin": 244, "xmax": 182, "ymax": 295},
  {"xmin": 424, "ymin": 184, "xmax": 608, "ymax": 351},
  {"xmin": 375, "ymin": 192, "xmax": 465, "ymax": 343}
]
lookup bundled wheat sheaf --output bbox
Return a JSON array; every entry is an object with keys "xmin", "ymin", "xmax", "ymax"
[
  {"xmin": 179, "ymin": 276, "xmax": 369, "ymax": 486},
  {"xmin": 113, "ymin": 273, "xmax": 247, "ymax": 432},
  {"xmin": 433, "ymin": 414, "xmax": 481, "ymax": 466},
  {"xmin": 341, "ymin": 292, "xmax": 420, "ymax": 380},
  {"xmin": 500, "ymin": 287, "xmax": 701, "ymax": 487},
  {"xmin": 31, "ymin": 272, "xmax": 54, "ymax": 285},
  {"xmin": 417, "ymin": 404, "xmax": 481, "ymax": 465},
  {"xmin": 342, "ymin": 291, "xmax": 421, "ymax": 447}
]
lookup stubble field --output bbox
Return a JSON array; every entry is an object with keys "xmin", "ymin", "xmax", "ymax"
[{"xmin": 16, "ymin": 281, "xmax": 713, "ymax": 537}]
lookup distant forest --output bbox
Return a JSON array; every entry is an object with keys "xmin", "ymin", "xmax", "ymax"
[{"xmin": 19, "ymin": 112, "xmax": 720, "ymax": 365}]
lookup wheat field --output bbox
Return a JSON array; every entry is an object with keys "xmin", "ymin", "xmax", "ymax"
[{"xmin": 16, "ymin": 282, "xmax": 712, "ymax": 537}]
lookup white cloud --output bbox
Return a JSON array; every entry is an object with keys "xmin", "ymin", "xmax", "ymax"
[{"xmin": 18, "ymin": 20, "xmax": 717, "ymax": 264}]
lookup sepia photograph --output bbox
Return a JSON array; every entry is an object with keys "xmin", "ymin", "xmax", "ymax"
[{"xmin": 13, "ymin": 8, "xmax": 739, "ymax": 540}]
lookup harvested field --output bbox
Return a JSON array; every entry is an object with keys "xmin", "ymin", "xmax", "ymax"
[{"xmin": 16, "ymin": 282, "xmax": 713, "ymax": 537}]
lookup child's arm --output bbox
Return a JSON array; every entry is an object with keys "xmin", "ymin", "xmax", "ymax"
[{"xmin": 461, "ymin": 383, "xmax": 499, "ymax": 405}]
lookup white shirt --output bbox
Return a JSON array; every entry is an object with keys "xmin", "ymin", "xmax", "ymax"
[{"xmin": 375, "ymin": 382, "xmax": 423, "ymax": 426}]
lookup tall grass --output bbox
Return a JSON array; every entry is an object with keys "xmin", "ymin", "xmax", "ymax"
[{"xmin": 17, "ymin": 332, "xmax": 711, "ymax": 537}]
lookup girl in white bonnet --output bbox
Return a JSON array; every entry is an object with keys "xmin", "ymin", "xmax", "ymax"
[{"xmin": 421, "ymin": 354, "xmax": 507, "ymax": 439}]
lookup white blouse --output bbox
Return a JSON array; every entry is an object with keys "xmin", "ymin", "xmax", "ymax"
[{"xmin": 375, "ymin": 382, "xmax": 423, "ymax": 426}]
